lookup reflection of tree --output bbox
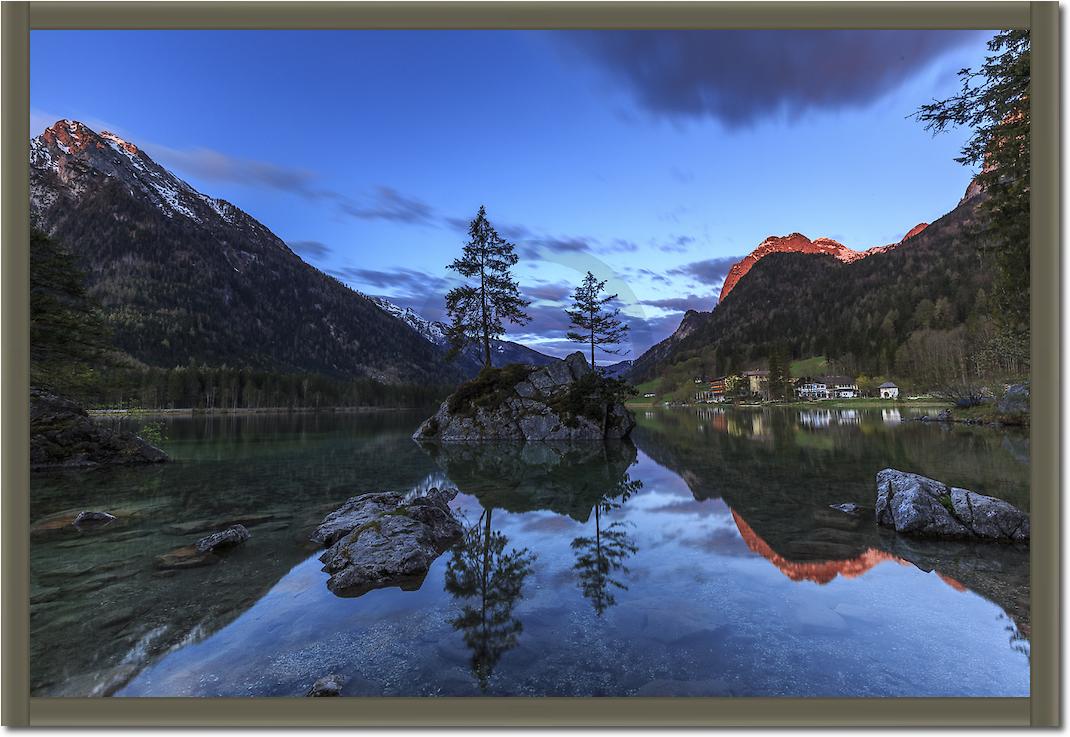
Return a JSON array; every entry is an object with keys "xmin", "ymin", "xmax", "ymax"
[
  {"xmin": 571, "ymin": 474, "xmax": 642, "ymax": 616},
  {"xmin": 444, "ymin": 508, "xmax": 535, "ymax": 691}
]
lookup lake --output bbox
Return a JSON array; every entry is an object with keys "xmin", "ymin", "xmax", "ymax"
[{"xmin": 29, "ymin": 405, "xmax": 1030, "ymax": 697}]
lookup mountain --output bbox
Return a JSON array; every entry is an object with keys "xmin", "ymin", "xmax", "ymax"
[
  {"xmin": 629, "ymin": 191, "xmax": 989, "ymax": 384},
  {"xmin": 718, "ymin": 223, "xmax": 929, "ymax": 303},
  {"xmin": 367, "ymin": 295, "xmax": 560, "ymax": 370},
  {"xmin": 29, "ymin": 120, "xmax": 468, "ymax": 385}
]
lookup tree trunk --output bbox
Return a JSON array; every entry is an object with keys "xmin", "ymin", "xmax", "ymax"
[{"xmin": 590, "ymin": 313, "xmax": 596, "ymax": 369}]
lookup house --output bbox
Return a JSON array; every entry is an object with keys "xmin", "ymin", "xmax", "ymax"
[
  {"xmin": 879, "ymin": 381, "xmax": 900, "ymax": 399},
  {"xmin": 742, "ymin": 370, "xmax": 770, "ymax": 400},
  {"xmin": 794, "ymin": 376, "xmax": 828, "ymax": 400},
  {"xmin": 824, "ymin": 376, "xmax": 859, "ymax": 399},
  {"xmin": 794, "ymin": 376, "xmax": 858, "ymax": 400},
  {"xmin": 695, "ymin": 377, "xmax": 727, "ymax": 403}
]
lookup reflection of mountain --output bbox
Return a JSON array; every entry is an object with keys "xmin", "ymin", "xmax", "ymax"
[
  {"xmin": 731, "ymin": 510, "xmax": 906, "ymax": 584},
  {"xmin": 420, "ymin": 441, "xmax": 638, "ymax": 522},
  {"xmin": 633, "ymin": 408, "xmax": 1031, "ymax": 636},
  {"xmin": 444, "ymin": 509, "xmax": 535, "ymax": 691}
]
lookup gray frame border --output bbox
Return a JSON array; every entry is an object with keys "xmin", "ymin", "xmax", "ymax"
[{"xmin": 1, "ymin": 1, "xmax": 1058, "ymax": 727}]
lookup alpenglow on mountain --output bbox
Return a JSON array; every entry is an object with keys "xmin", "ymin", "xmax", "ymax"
[{"xmin": 28, "ymin": 120, "xmax": 552, "ymax": 384}]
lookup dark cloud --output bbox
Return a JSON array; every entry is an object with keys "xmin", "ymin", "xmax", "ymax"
[
  {"xmin": 562, "ymin": 30, "xmax": 983, "ymax": 127},
  {"xmin": 289, "ymin": 240, "xmax": 331, "ymax": 259},
  {"xmin": 657, "ymin": 235, "xmax": 695, "ymax": 254},
  {"xmin": 668, "ymin": 256, "xmax": 740, "ymax": 284}
]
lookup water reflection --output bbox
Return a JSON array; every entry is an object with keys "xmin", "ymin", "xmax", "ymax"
[
  {"xmin": 30, "ymin": 408, "xmax": 1030, "ymax": 697},
  {"xmin": 635, "ymin": 407, "xmax": 1031, "ymax": 637},
  {"xmin": 444, "ymin": 508, "xmax": 535, "ymax": 691},
  {"xmin": 571, "ymin": 474, "xmax": 642, "ymax": 616}
]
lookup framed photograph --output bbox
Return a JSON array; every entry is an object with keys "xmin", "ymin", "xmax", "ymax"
[{"xmin": 2, "ymin": 1, "xmax": 1059, "ymax": 727}]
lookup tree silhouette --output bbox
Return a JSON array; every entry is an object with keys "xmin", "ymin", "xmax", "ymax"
[
  {"xmin": 30, "ymin": 229, "xmax": 112, "ymax": 397},
  {"xmin": 570, "ymin": 473, "xmax": 642, "ymax": 615},
  {"xmin": 565, "ymin": 271, "xmax": 628, "ymax": 369},
  {"xmin": 914, "ymin": 30, "xmax": 1030, "ymax": 365},
  {"xmin": 444, "ymin": 508, "xmax": 535, "ymax": 691},
  {"xmin": 445, "ymin": 206, "xmax": 530, "ymax": 368}
]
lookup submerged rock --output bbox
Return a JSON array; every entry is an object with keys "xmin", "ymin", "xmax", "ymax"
[
  {"xmin": 311, "ymin": 487, "xmax": 462, "ymax": 596},
  {"xmin": 73, "ymin": 510, "xmax": 116, "ymax": 527},
  {"xmin": 195, "ymin": 524, "xmax": 251, "ymax": 554},
  {"xmin": 154, "ymin": 545, "xmax": 218, "ymax": 570},
  {"xmin": 829, "ymin": 503, "xmax": 866, "ymax": 517},
  {"xmin": 413, "ymin": 352, "xmax": 635, "ymax": 442},
  {"xmin": 875, "ymin": 468, "xmax": 1029, "ymax": 542},
  {"xmin": 30, "ymin": 389, "xmax": 168, "ymax": 470},
  {"xmin": 306, "ymin": 674, "xmax": 345, "ymax": 697}
]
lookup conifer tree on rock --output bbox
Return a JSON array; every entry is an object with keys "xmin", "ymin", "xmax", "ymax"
[
  {"xmin": 445, "ymin": 206, "xmax": 531, "ymax": 369},
  {"xmin": 565, "ymin": 271, "xmax": 629, "ymax": 369}
]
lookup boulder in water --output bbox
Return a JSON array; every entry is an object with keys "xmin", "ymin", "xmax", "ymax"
[
  {"xmin": 875, "ymin": 468, "xmax": 1028, "ymax": 542},
  {"xmin": 195, "ymin": 524, "xmax": 251, "ymax": 554},
  {"xmin": 311, "ymin": 487, "xmax": 462, "ymax": 596}
]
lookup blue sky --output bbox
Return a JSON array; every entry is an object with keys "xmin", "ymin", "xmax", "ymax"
[{"xmin": 31, "ymin": 30, "xmax": 993, "ymax": 360}]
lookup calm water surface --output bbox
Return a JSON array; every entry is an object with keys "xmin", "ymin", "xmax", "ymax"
[{"xmin": 30, "ymin": 406, "xmax": 1030, "ymax": 697}]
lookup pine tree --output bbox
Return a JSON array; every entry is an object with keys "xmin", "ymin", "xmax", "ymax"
[
  {"xmin": 30, "ymin": 229, "xmax": 112, "ymax": 396},
  {"xmin": 767, "ymin": 343, "xmax": 791, "ymax": 400},
  {"xmin": 565, "ymin": 271, "xmax": 629, "ymax": 369},
  {"xmin": 914, "ymin": 30, "xmax": 1030, "ymax": 366},
  {"xmin": 445, "ymin": 206, "xmax": 530, "ymax": 369}
]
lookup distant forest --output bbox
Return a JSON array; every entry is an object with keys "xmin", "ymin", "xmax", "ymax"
[{"xmin": 30, "ymin": 230, "xmax": 450, "ymax": 410}]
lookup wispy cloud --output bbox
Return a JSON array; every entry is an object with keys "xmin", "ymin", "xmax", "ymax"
[
  {"xmin": 667, "ymin": 256, "xmax": 740, "ymax": 284},
  {"xmin": 656, "ymin": 235, "xmax": 695, "ymax": 254},
  {"xmin": 288, "ymin": 240, "xmax": 332, "ymax": 259},
  {"xmin": 338, "ymin": 186, "xmax": 436, "ymax": 225}
]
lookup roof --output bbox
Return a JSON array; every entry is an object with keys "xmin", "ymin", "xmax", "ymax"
[
  {"xmin": 742, "ymin": 369, "xmax": 769, "ymax": 377},
  {"xmin": 879, "ymin": 381, "xmax": 899, "ymax": 388},
  {"xmin": 821, "ymin": 376, "xmax": 856, "ymax": 385}
]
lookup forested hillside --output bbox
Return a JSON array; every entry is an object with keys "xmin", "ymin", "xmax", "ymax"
[
  {"xmin": 30, "ymin": 120, "xmax": 465, "ymax": 390},
  {"xmin": 630, "ymin": 192, "xmax": 1023, "ymax": 391}
]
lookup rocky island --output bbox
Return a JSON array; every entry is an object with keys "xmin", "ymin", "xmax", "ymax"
[{"xmin": 413, "ymin": 352, "xmax": 635, "ymax": 442}]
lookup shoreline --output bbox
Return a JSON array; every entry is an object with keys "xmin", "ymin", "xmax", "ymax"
[{"xmin": 87, "ymin": 405, "xmax": 430, "ymax": 417}]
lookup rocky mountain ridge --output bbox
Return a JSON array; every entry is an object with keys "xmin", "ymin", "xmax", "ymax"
[{"xmin": 718, "ymin": 224, "xmax": 929, "ymax": 304}]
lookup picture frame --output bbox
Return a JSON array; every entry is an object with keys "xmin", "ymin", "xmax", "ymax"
[{"xmin": 1, "ymin": 1, "xmax": 1059, "ymax": 727}]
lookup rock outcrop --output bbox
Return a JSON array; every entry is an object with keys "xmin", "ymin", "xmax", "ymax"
[
  {"xmin": 875, "ymin": 468, "xmax": 1029, "ymax": 542},
  {"xmin": 413, "ymin": 352, "xmax": 635, "ymax": 442},
  {"xmin": 311, "ymin": 487, "xmax": 462, "ymax": 596},
  {"xmin": 30, "ymin": 389, "xmax": 168, "ymax": 470}
]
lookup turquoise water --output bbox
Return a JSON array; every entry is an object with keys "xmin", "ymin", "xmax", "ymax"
[{"xmin": 30, "ymin": 407, "xmax": 1030, "ymax": 697}]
